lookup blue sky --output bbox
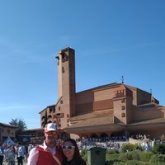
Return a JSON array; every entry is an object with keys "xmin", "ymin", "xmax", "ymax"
[{"xmin": 0, "ymin": 0, "xmax": 165, "ymax": 129}]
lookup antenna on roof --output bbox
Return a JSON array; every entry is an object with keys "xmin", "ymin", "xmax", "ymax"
[
  {"xmin": 150, "ymin": 89, "xmax": 152, "ymax": 95},
  {"xmin": 121, "ymin": 75, "xmax": 124, "ymax": 84}
]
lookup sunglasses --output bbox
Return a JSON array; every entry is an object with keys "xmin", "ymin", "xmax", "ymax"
[{"xmin": 62, "ymin": 145, "xmax": 75, "ymax": 150}]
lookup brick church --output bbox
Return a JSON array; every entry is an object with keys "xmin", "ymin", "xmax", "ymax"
[{"xmin": 39, "ymin": 47, "xmax": 165, "ymax": 139}]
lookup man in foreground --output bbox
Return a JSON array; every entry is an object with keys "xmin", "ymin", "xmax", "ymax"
[{"xmin": 27, "ymin": 123, "xmax": 63, "ymax": 165}]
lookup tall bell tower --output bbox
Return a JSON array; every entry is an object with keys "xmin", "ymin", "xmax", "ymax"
[{"xmin": 56, "ymin": 47, "xmax": 76, "ymax": 128}]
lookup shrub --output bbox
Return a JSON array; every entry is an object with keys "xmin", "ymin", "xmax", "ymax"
[
  {"xmin": 118, "ymin": 152, "xmax": 132, "ymax": 161},
  {"xmin": 124, "ymin": 160, "xmax": 149, "ymax": 165},
  {"xmin": 149, "ymin": 154, "xmax": 160, "ymax": 163},
  {"xmin": 139, "ymin": 151, "xmax": 153, "ymax": 162},
  {"xmin": 106, "ymin": 152, "xmax": 119, "ymax": 161},
  {"xmin": 157, "ymin": 154, "xmax": 165, "ymax": 162},
  {"xmin": 152, "ymin": 144, "xmax": 165, "ymax": 154},
  {"xmin": 121, "ymin": 143, "xmax": 138, "ymax": 152},
  {"xmin": 107, "ymin": 149, "xmax": 119, "ymax": 154},
  {"xmin": 113, "ymin": 162, "xmax": 125, "ymax": 165},
  {"xmin": 152, "ymin": 144, "xmax": 159, "ymax": 154},
  {"xmin": 149, "ymin": 154, "xmax": 165, "ymax": 163},
  {"xmin": 80, "ymin": 148, "xmax": 87, "ymax": 162},
  {"xmin": 158, "ymin": 144, "xmax": 165, "ymax": 154},
  {"xmin": 131, "ymin": 150, "xmax": 140, "ymax": 161}
]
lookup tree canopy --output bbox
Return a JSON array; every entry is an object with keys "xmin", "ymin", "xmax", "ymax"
[{"xmin": 9, "ymin": 118, "xmax": 27, "ymax": 132}]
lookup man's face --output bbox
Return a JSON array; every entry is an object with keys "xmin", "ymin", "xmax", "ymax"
[{"xmin": 44, "ymin": 131, "xmax": 58, "ymax": 147}]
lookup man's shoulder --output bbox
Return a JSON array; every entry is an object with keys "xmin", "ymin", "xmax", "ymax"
[
  {"xmin": 29, "ymin": 145, "xmax": 43, "ymax": 153},
  {"xmin": 35, "ymin": 145, "xmax": 45, "ymax": 151}
]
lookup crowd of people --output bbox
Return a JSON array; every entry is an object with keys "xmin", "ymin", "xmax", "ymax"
[
  {"xmin": 27, "ymin": 122, "xmax": 86, "ymax": 165},
  {"xmin": 76, "ymin": 134, "xmax": 154, "ymax": 152},
  {"xmin": 0, "ymin": 142, "xmax": 26, "ymax": 165},
  {"xmin": 76, "ymin": 136, "xmax": 125, "ymax": 151},
  {"xmin": 0, "ymin": 122, "xmax": 156, "ymax": 165},
  {"xmin": 0, "ymin": 122, "xmax": 87, "ymax": 165}
]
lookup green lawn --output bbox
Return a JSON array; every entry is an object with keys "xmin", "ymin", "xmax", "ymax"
[{"xmin": 106, "ymin": 151, "xmax": 165, "ymax": 165}]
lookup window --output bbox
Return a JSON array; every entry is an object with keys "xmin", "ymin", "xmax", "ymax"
[
  {"xmin": 121, "ymin": 106, "xmax": 125, "ymax": 110},
  {"xmin": 7, "ymin": 129, "xmax": 10, "ymax": 134},
  {"xmin": 56, "ymin": 113, "xmax": 61, "ymax": 117},
  {"xmin": 49, "ymin": 108, "xmax": 52, "ymax": 113},
  {"xmin": 56, "ymin": 113, "xmax": 64, "ymax": 118},
  {"xmin": 121, "ymin": 113, "xmax": 125, "ymax": 117},
  {"xmin": 62, "ymin": 67, "xmax": 65, "ymax": 73},
  {"xmin": 62, "ymin": 54, "xmax": 68, "ymax": 62},
  {"xmin": 53, "ymin": 108, "xmax": 55, "ymax": 113},
  {"xmin": 48, "ymin": 115, "xmax": 52, "ymax": 119}
]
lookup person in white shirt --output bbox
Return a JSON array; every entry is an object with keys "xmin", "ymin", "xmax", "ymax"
[{"xmin": 16, "ymin": 143, "xmax": 25, "ymax": 165}]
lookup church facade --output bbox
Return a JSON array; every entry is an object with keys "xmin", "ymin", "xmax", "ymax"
[{"xmin": 39, "ymin": 47, "xmax": 165, "ymax": 139}]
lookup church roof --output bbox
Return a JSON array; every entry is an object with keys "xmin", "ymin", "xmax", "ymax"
[
  {"xmin": 0, "ymin": 122, "xmax": 17, "ymax": 128},
  {"xmin": 71, "ymin": 109, "xmax": 113, "ymax": 121},
  {"xmin": 129, "ymin": 118, "xmax": 165, "ymax": 126},
  {"xmin": 77, "ymin": 82, "xmax": 121, "ymax": 93},
  {"xmin": 69, "ymin": 115, "xmax": 114, "ymax": 128}
]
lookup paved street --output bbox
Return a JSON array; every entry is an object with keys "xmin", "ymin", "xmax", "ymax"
[{"xmin": 3, "ymin": 160, "xmax": 27, "ymax": 165}]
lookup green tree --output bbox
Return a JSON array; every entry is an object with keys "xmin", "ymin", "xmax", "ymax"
[{"xmin": 9, "ymin": 118, "xmax": 27, "ymax": 133}]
